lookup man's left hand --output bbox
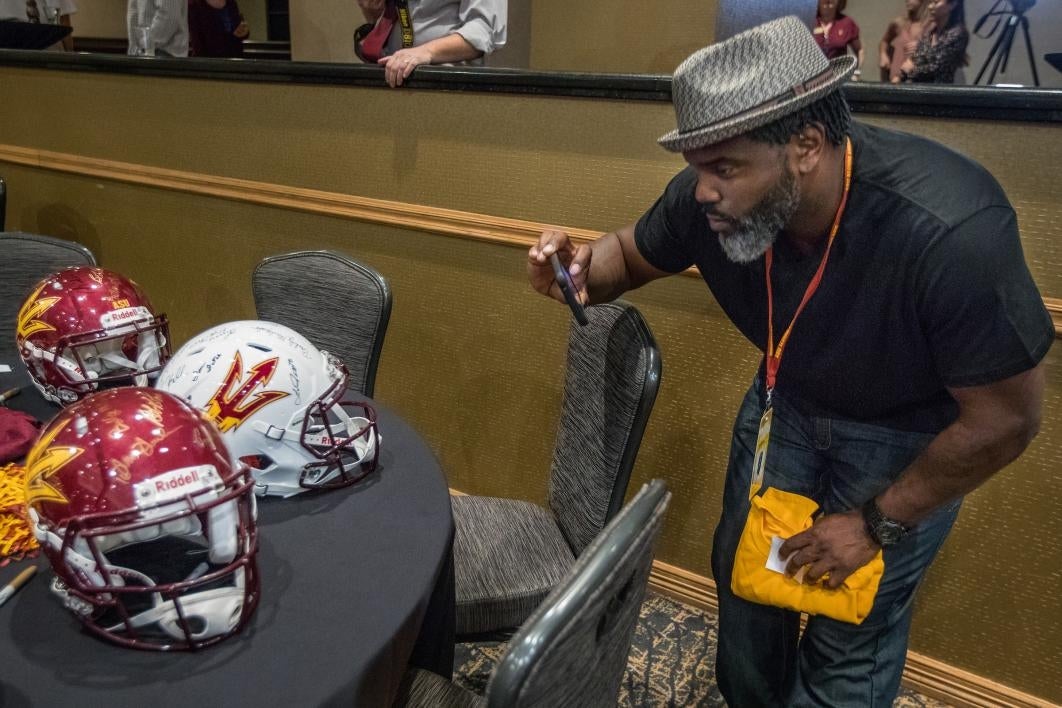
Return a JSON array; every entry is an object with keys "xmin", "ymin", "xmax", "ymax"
[
  {"xmin": 778, "ymin": 510, "xmax": 879, "ymax": 589},
  {"xmin": 378, "ymin": 47, "xmax": 433, "ymax": 87}
]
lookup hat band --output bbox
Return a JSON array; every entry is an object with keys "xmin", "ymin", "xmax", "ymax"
[{"xmin": 677, "ymin": 65, "xmax": 839, "ymax": 140}]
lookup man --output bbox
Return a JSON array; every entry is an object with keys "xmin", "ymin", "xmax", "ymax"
[
  {"xmin": 355, "ymin": 0, "xmax": 506, "ymax": 87},
  {"xmin": 528, "ymin": 16, "xmax": 1052, "ymax": 707},
  {"xmin": 126, "ymin": 0, "xmax": 188, "ymax": 57}
]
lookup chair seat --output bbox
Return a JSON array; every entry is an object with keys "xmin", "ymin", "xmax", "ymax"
[
  {"xmin": 453, "ymin": 496, "xmax": 576, "ymax": 635},
  {"xmin": 394, "ymin": 668, "xmax": 485, "ymax": 708}
]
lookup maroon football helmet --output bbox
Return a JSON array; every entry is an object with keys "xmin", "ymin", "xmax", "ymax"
[
  {"xmin": 25, "ymin": 387, "xmax": 260, "ymax": 651},
  {"xmin": 16, "ymin": 266, "xmax": 171, "ymax": 406}
]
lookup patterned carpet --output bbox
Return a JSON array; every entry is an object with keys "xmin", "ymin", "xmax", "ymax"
[{"xmin": 453, "ymin": 592, "xmax": 952, "ymax": 707}]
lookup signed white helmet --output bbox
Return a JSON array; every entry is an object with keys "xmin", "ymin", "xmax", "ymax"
[{"xmin": 156, "ymin": 321, "xmax": 380, "ymax": 498}]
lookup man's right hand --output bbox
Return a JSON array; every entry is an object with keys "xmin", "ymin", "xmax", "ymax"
[{"xmin": 528, "ymin": 230, "xmax": 592, "ymax": 306}]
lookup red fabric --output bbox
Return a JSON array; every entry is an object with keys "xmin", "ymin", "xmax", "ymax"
[
  {"xmin": 0, "ymin": 409, "xmax": 39, "ymax": 464},
  {"xmin": 355, "ymin": 3, "xmax": 397, "ymax": 63},
  {"xmin": 814, "ymin": 14, "xmax": 860, "ymax": 60}
]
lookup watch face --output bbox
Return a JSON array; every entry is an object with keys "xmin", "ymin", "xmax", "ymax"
[
  {"xmin": 876, "ymin": 520, "xmax": 905, "ymax": 545},
  {"xmin": 863, "ymin": 499, "xmax": 908, "ymax": 546}
]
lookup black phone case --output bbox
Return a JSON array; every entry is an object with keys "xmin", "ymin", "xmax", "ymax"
[{"xmin": 550, "ymin": 253, "xmax": 589, "ymax": 326}]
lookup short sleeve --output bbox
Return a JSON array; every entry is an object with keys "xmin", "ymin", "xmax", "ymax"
[
  {"xmin": 633, "ymin": 168, "xmax": 701, "ymax": 274},
  {"xmin": 846, "ymin": 16, "xmax": 860, "ymax": 42},
  {"xmin": 916, "ymin": 206, "xmax": 1054, "ymax": 387}
]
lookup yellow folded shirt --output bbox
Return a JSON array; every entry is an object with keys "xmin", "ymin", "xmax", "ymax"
[{"xmin": 731, "ymin": 487, "xmax": 884, "ymax": 625}]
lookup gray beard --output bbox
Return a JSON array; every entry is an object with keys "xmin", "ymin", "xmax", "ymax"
[{"xmin": 717, "ymin": 168, "xmax": 801, "ymax": 264}]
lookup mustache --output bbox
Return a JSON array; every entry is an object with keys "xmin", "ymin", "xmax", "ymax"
[{"xmin": 700, "ymin": 204, "xmax": 735, "ymax": 224}]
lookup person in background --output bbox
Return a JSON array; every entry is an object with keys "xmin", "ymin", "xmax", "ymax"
[
  {"xmin": 880, "ymin": 0, "xmax": 928, "ymax": 83},
  {"xmin": 127, "ymin": 0, "xmax": 188, "ymax": 57},
  {"xmin": 901, "ymin": 0, "xmax": 968, "ymax": 83},
  {"xmin": 814, "ymin": 0, "xmax": 864, "ymax": 80},
  {"xmin": 355, "ymin": 0, "xmax": 506, "ymax": 87},
  {"xmin": 188, "ymin": 0, "xmax": 248, "ymax": 58}
]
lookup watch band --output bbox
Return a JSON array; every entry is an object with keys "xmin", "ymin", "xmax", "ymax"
[{"xmin": 862, "ymin": 498, "xmax": 909, "ymax": 546}]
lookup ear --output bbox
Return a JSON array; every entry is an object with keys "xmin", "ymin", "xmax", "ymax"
[{"xmin": 789, "ymin": 124, "xmax": 828, "ymax": 176}]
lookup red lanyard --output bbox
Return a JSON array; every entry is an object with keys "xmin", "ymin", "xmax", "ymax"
[{"xmin": 764, "ymin": 138, "xmax": 852, "ymax": 400}]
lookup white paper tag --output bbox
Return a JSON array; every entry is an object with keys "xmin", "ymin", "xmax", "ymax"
[
  {"xmin": 0, "ymin": 365, "xmax": 10, "ymax": 373},
  {"xmin": 766, "ymin": 536, "xmax": 789, "ymax": 574},
  {"xmin": 766, "ymin": 536, "xmax": 808, "ymax": 582}
]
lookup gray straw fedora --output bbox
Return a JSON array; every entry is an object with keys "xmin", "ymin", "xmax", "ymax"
[{"xmin": 658, "ymin": 16, "xmax": 856, "ymax": 153}]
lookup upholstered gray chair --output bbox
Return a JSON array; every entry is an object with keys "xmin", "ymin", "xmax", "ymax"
[
  {"xmin": 396, "ymin": 479, "xmax": 671, "ymax": 708},
  {"xmin": 252, "ymin": 250, "xmax": 392, "ymax": 398},
  {"xmin": 0, "ymin": 232, "xmax": 97, "ymax": 359},
  {"xmin": 453, "ymin": 300, "xmax": 662, "ymax": 636}
]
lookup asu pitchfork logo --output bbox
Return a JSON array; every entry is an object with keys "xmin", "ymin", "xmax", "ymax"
[
  {"xmin": 25, "ymin": 420, "xmax": 84, "ymax": 507},
  {"xmin": 16, "ymin": 284, "xmax": 60, "ymax": 341},
  {"xmin": 205, "ymin": 353, "xmax": 289, "ymax": 432}
]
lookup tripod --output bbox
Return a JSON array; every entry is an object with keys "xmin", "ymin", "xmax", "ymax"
[{"xmin": 974, "ymin": 5, "xmax": 1040, "ymax": 86}]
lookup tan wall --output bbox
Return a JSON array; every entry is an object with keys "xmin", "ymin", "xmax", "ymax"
[
  {"xmin": 239, "ymin": 0, "xmax": 269, "ymax": 42},
  {"xmin": 529, "ymin": 0, "xmax": 718, "ymax": 74},
  {"xmin": 1, "ymin": 65, "xmax": 1061, "ymax": 703},
  {"xmin": 289, "ymin": 0, "xmax": 360, "ymax": 63},
  {"xmin": 68, "ymin": 0, "xmax": 126, "ymax": 38}
]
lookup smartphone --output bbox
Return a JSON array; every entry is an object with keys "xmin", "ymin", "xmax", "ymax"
[{"xmin": 550, "ymin": 253, "xmax": 589, "ymax": 326}]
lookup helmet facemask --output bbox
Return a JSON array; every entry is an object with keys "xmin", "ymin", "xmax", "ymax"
[
  {"xmin": 243, "ymin": 364, "xmax": 381, "ymax": 495},
  {"xmin": 25, "ymin": 314, "xmax": 171, "ymax": 404},
  {"xmin": 298, "ymin": 373, "xmax": 381, "ymax": 490},
  {"xmin": 31, "ymin": 464, "xmax": 259, "ymax": 651}
]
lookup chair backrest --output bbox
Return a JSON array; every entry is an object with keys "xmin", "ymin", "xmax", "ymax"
[
  {"xmin": 0, "ymin": 232, "xmax": 97, "ymax": 358},
  {"xmin": 252, "ymin": 250, "xmax": 392, "ymax": 399},
  {"xmin": 486, "ymin": 479, "xmax": 671, "ymax": 708},
  {"xmin": 1, "ymin": 177, "xmax": 6, "ymax": 231},
  {"xmin": 548, "ymin": 300, "xmax": 662, "ymax": 555}
]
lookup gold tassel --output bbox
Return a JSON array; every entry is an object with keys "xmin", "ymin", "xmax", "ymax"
[{"xmin": 0, "ymin": 463, "xmax": 38, "ymax": 566}]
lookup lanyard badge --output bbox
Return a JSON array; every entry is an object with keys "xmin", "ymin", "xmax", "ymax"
[{"xmin": 751, "ymin": 138, "xmax": 852, "ymax": 498}]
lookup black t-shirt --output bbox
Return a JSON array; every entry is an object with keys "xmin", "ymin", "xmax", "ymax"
[{"xmin": 634, "ymin": 121, "xmax": 1054, "ymax": 433}]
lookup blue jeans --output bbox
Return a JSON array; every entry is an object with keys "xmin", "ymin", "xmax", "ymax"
[{"xmin": 711, "ymin": 381, "xmax": 961, "ymax": 707}]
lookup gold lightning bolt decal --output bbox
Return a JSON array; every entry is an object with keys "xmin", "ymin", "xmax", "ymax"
[
  {"xmin": 25, "ymin": 420, "xmax": 84, "ymax": 507},
  {"xmin": 16, "ymin": 284, "xmax": 61, "ymax": 340}
]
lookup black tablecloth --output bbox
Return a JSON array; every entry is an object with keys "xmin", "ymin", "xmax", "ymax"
[
  {"xmin": 0, "ymin": 365, "xmax": 455, "ymax": 707},
  {"xmin": 0, "ymin": 21, "xmax": 71, "ymax": 50}
]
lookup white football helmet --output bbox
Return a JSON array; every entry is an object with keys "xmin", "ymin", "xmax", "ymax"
[{"xmin": 156, "ymin": 321, "xmax": 380, "ymax": 498}]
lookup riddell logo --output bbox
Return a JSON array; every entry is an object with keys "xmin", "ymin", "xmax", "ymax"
[
  {"xmin": 109, "ymin": 308, "xmax": 140, "ymax": 322},
  {"xmin": 205, "ymin": 352, "xmax": 288, "ymax": 432},
  {"xmin": 155, "ymin": 468, "xmax": 201, "ymax": 493},
  {"xmin": 135, "ymin": 465, "xmax": 218, "ymax": 506}
]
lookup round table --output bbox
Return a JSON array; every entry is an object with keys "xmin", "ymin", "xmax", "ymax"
[{"xmin": 0, "ymin": 365, "xmax": 455, "ymax": 707}]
